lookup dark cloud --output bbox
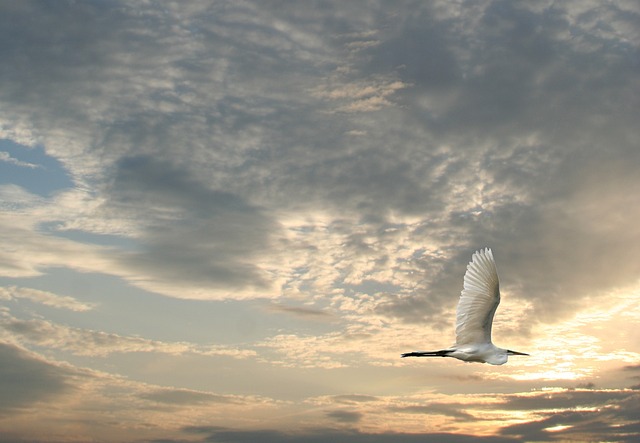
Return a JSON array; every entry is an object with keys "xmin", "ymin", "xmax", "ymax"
[
  {"xmin": 500, "ymin": 393, "xmax": 640, "ymax": 442},
  {"xmin": 355, "ymin": 0, "xmax": 640, "ymax": 325},
  {"xmin": 623, "ymin": 364, "xmax": 640, "ymax": 372},
  {"xmin": 0, "ymin": 2, "xmax": 126, "ymax": 107},
  {"xmin": 496, "ymin": 389, "xmax": 634, "ymax": 411},
  {"xmin": 106, "ymin": 155, "xmax": 279, "ymax": 295},
  {"xmin": 0, "ymin": 342, "xmax": 74, "ymax": 413},
  {"xmin": 389, "ymin": 403, "xmax": 475, "ymax": 421},
  {"xmin": 180, "ymin": 426, "xmax": 517, "ymax": 443},
  {"xmin": 139, "ymin": 388, "xmax": 239, "ymax": 405},
  {"xmin": 268, "ymin": 303, "xmax": 334, "ymax": 320},
  {"xmin": 487, "ymin": 388, "xmax": 640, "ymax": 442},
  {"xmin": 325, "ymin": 409, "xmax": 363, "ymax": 423}
]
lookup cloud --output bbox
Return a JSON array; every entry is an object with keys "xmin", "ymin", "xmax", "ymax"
[
  {"xmin": 0, "ymin": 315, "xmax": 255, "ymax": 358},
  {"xmin": 623, "ymin": 363, "xmax": 640, "ymax": 384},
  {"xmin": 499, "ymin": 392, "xmax": 640, "ymax": 442},
  {"xmin": 348, "ymin": 0, "xmax": 640, "ymax": 325},
  {"xmin": 0, "ymin": 2, "xmax": 633, "ymax": 369},
  {"xmin": 495, "ymin": 388, "xmax": 638, "ymax": 412},
  {"xmin": 139, "ymin": 388, "xmax": 242, "ymax": 405},
  {"xmin": 170, "ymin": 387, "xmax": 640, "ymax": 443},
  {"xmin": 0, "ymin": 342, "xmax": 280, "ymax": 441},
  {"xmin": 0, "ymin": 184, "xmax": 44, "ymax": 211},
  {"xmin": 389, "ymin": 403, "xmax": 476, "ymax": 421},
  {"xmin": 0, "ymin": 211, "xmax": 118, "ymax": 278},
  {"xmin": 267, "ymin": 303, "xmax": 334, "ymax": 320},
  {"xmin": 179, "ymin": 426, "xmax": 517, "ymax": 443},
  {"xmin": 0, "ymin": 286, "xmax": 93, "ymax": 311},
  {"xmin": 325, "ymin": 394, "xmax": 379, "ymax": 404},
  {"xmin": 0, "ymin": 342, "xmax": 75, "ymax": 413},
  {"xmin": 313, "ymin": 78, "xmax": 410, "ymax": 112},
  {"xmin": 0, "ymin": 151, "xmax": 41, "ymax": 169},
  {"xmin": 325, "ymin": 409, "xmax": 363, "ymax": 423},
  {"xmin": 102, "ymin": 155, "xmax": 280, "ymax": 298},
  {"xmin": 0, "ymin": 0, "xmax": 637, "ymax": 320}
]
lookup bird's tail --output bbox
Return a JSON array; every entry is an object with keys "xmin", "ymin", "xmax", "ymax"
[{"xmin": 401, "ymin": 350, "xmax": 453, "ymax": 358}]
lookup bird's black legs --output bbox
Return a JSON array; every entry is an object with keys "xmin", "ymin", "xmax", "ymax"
[{"xmin": 401, "ymin": 350, "xmax": 453, "ymax": 358}]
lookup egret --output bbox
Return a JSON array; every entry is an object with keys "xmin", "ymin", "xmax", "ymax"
[{"xmin": 402, "ymin": 248, "xmax": 528, "ymax": 365}]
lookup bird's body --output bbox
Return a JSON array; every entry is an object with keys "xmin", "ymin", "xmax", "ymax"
[{"xmin": 402, "ymin": 248, "xmax": 528, "ymax": 365}]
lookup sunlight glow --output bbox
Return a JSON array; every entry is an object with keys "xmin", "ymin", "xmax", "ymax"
[
  {"xmin": 545, "ymin": 425, "xmax": 572, "ymax": 432},
  {"xmin": 503, "ymin": 285, "xmax": 640, "ymax": 382}
]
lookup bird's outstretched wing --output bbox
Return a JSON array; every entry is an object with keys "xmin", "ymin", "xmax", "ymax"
[{"xmin": 455, "ymin": 248, "xmax": 500, "ymax": 346}]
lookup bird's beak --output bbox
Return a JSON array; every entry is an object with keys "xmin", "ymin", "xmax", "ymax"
[{"xmin": 507, "ymin": 350, "xmax": 529, "ymax": 356}]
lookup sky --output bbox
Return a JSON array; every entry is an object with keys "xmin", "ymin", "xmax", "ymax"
[{"xmin": 0, "ymin": 0, "xmax": 639, "ymax": 441}]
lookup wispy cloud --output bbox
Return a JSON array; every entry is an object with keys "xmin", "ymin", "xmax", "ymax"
[
  {"xmin": 0, "ymin": 286, "xmax": 94, "ymax": 311},
  {"xmin": 313, "ymin": 78, "xmax": 409, "ymax": 112},
  {"xmin": 267, "ymin": 302, "xmax": 335, "ymax": 320},
  {"xmin": 1, "ymin": 315, "xmax": 255, "ymax": 358},
  {"xmin": 0, "ymin": 151, "xmax": 41, "ymax": 169},
  {"xmin": 139, "ymin": 387, "xmax": 244, "ymax": 405}
]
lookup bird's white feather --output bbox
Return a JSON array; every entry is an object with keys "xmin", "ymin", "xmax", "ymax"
[{"xmin": 455, "ymin": 248, "xmax": 500, "ymax": 346}]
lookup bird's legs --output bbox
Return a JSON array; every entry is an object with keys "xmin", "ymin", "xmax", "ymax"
[{"xmin": 401, "ymin": 350, "xmax": 453, "ymax": 358}]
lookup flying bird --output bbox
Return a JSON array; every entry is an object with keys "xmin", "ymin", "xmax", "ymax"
[{"xmin": 402, "ymin": 248, "xmax": 528, "ymax": 365}]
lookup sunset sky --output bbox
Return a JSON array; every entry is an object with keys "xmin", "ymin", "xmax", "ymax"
[{"xmin": 1, "ymin": 1, "xmax": 639, "ymax": 442}]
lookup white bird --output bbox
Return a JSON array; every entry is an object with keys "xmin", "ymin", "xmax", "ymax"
[{"xmin": 402, "ymin": 248, "xmax": 528, "ymax": 365}]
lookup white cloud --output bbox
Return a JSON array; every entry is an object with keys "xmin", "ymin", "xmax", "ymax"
[
  {"xmin": 313, "ymin": 78, "xmax": 409, "ymax": 112},
  {"xmin": 0, "ymin": 286, "xmax": 93, "ymax": 311},
  {"xmin": 0, "ymin": 315, "xmax": 256, "ymax": 359},
  {"xmin": 0, "ymin": 184, "xmax": 44, "ymax": 211}
]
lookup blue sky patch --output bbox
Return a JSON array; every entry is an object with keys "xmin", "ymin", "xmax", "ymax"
[{"xmin": 0, "ymin": 139, "xmax": 74, "ymax": 196}]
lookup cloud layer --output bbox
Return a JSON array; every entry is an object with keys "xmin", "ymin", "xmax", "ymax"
[
  {"xmin": 0, "ymin": 1, "xmax": 639, "ymax": 442},
  {"xmin": 0, "ymin": 0, "xmax": 637, "ymax": 315}
]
